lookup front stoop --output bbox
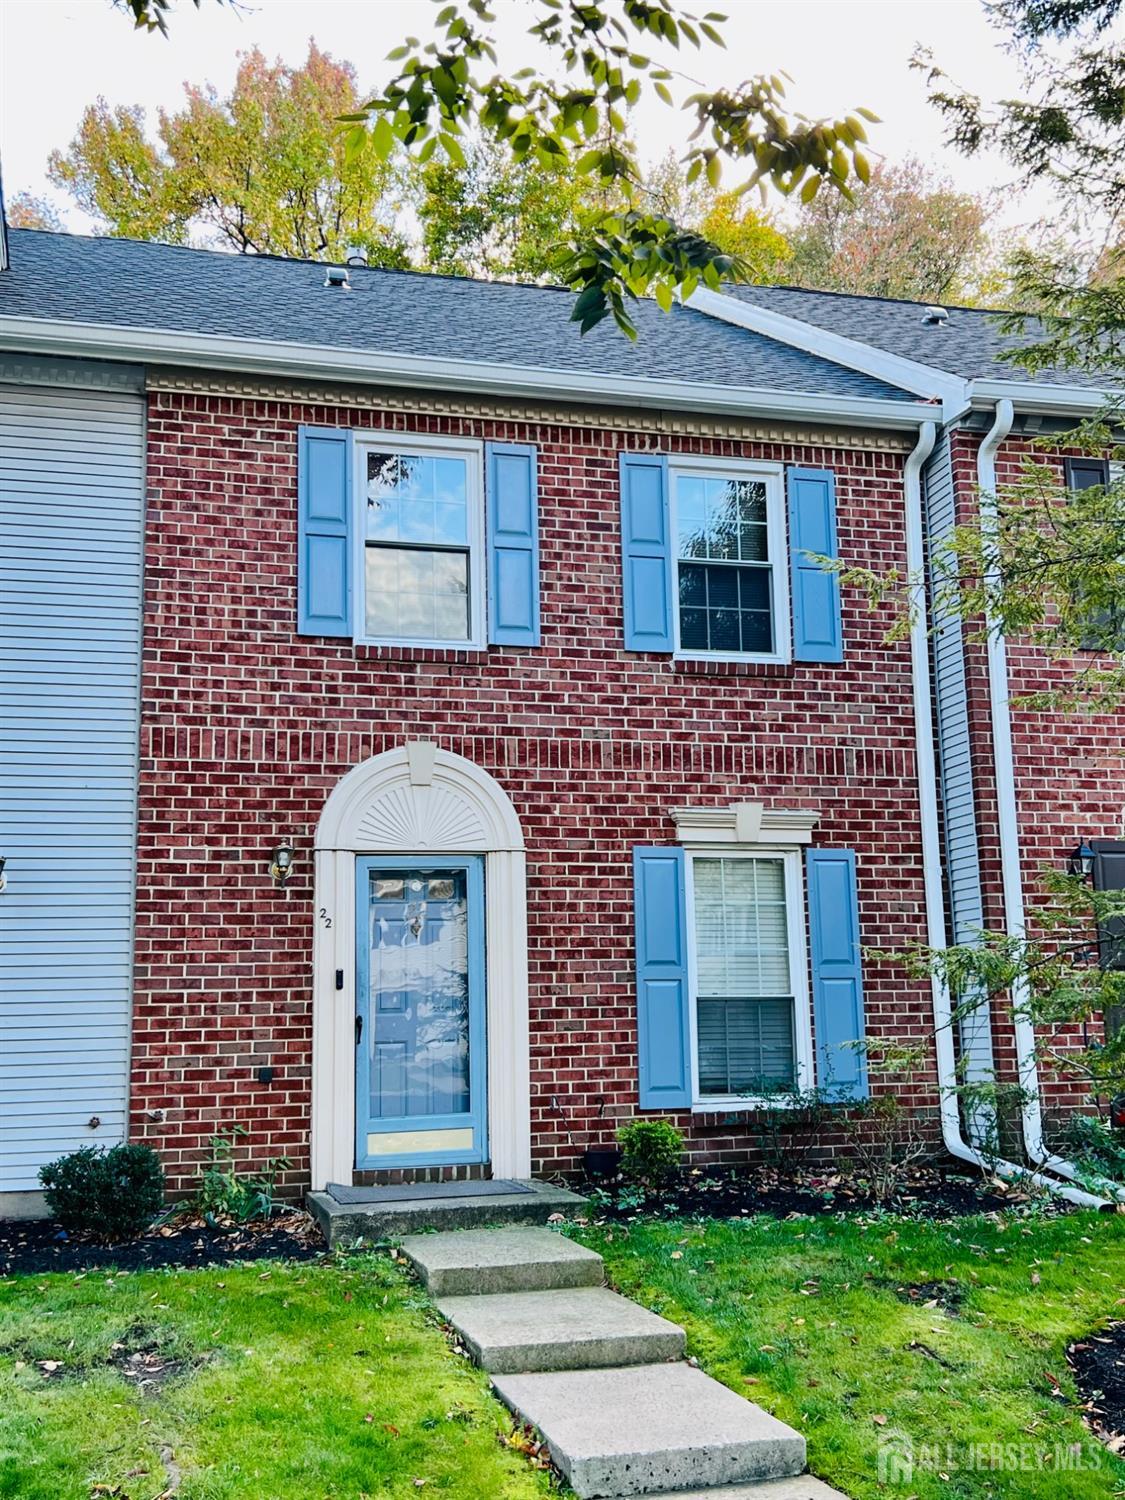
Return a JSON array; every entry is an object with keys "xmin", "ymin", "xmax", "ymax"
[
  {"xmin": 492, "ymin": 1363, "xmax": 805, "ymax": 1498},
  {"xmin": 307, "ymin": 1180, "xmax": 587, "ymax": 1246},
  {"xmin": 402, "ymin": 1224, "xmax": 846, "ymax": 1500}
]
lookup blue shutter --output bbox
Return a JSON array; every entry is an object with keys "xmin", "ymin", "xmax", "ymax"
[
  {"xmin": 788, "ymin": 467, "xmax": 842, "ymax": 662},
  {"xmin": 298, "ymin": 425, "xmax": 352, "ymax": 637},
  {"xmin": 634, "ymin": 846, "xmax": 692, "ymax": 1109},
  {"xmin": 487, "ymin": 442, "xmax": 540, "ymax": 646},
  {"xmin": 806, "ymin": 847, "xmax": 869, "ymax": 1101},
  {"xmin": 621, "ymin": 453, "xmax": 674, "ymax": 652}
]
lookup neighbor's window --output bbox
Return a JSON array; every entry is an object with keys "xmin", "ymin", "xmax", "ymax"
[
  {"xmin": 361, "ymin": 440, "xmax": 483, "ymax": 646},
  {"xmin": 691, "ymin": 855, "xmax": 797, "ymax": 1096},
  {"xmin": 672, "ymin": 462, "xmax": 784, "ymax": 659}
]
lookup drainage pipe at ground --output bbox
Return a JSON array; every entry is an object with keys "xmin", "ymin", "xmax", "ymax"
[{"xmin": 905, "ymin": 418, "xmax": 1108, "ymax": 1211}]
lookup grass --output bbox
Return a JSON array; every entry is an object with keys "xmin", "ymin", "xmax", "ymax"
[
  {"xmin": 0, "ymin": 1252, "xmax": 550, "ymax": 1500},
  {"xmin": 572, "ymin": 1207, "xmax": 1125, "ymax": 1499}
]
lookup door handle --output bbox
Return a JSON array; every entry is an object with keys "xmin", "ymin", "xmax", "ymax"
[{"xmin": 355, "ymin": 1014, "xmax": 363, "ymax": 1046}]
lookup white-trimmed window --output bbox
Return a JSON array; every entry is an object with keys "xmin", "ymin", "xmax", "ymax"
[
  {"xmin": 686, "ymin": 849, "xmax": 812, "ymax": 1104},
  {"xmin": 670, "ymin": 457, "xmax": 788, "ymax": 663},
  {"xmin": 354, "ymin": 433, "xmax": 485, "ymax": 649}
]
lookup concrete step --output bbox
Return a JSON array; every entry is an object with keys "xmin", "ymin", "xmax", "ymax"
[
  {"xmin": 307, "ymin": 1179, "xmax": 587, "ymax": 1246},
  {"xmin": 492, "ymin": 1362, "xmax": 806, "ymax": 1498},
  {"xmin": 438, "ymin": 1286, "xmax": 685, "ymax": 1374},
  {"xmin": 401, "ymin": 1226, "xmax": 604, "ymax": 1296},
  {"xmin": 604, "ymin": 1481, "xmax": 848, "ymax": 1500}
]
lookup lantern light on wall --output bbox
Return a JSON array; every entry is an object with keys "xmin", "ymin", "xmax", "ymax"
[
  {"xmin": 1066, "ymin": 840, "xmax": 1096, "ymax": 882},
  {"xmin": 269, "ymin": 839, "xmax": 295, "ymax": 887}
]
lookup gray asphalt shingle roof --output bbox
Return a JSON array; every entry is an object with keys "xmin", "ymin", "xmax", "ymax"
[
  {"xmin": 0, "ymin": 229, "xmax": 916, "ymax": 403},
  {"xmin": 727, "ymin": 283, "xmax": 1104, "ymax": 389}
]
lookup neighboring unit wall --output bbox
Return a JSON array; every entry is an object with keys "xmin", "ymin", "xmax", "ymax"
[
  {"xmin": 0, "ymin": 359, "xmax": 145, "ymax": 1196},
  {"xmin": 949, "ymin": 428, "xmax": 1125, "ymax": 1122},
  {"xmin": 131, "ymin": 376, "xmax": 938, "ymax": 1195}
]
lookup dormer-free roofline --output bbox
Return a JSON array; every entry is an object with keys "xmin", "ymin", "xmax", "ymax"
[{"xmin": 0, "ymin": 313, "xmax": 940, "ymax": 431}]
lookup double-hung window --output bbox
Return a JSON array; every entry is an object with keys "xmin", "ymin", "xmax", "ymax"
[
  {"xmin": 671, "ymin": 458, "xmax": 788, "ymax": 662},
  {"xmin": 357, "ymin": 434, "xmax": 485, "ymax": 648},
  {"xmin": 688, "ymin": 851, "xmax": 811, "ymax": 1101}
]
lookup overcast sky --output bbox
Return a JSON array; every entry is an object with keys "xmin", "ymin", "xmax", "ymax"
[{"xmin": 0, "ymin": 0, "xmax": 1081, "ymax": 238}]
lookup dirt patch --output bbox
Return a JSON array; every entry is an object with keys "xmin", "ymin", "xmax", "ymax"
[
  {"xmin": 893, "ymin": 1279, "xmax": 966, "ymax": 1315},
  {"xmin": 0, "ymin": 1209, "xmax": 326, "ymax": 1277},
  {"xmin": 109, "ymin": 1324, "xmax": 192, "ymax": 1394},
  {"xmin": 583, "ymin": 1163, "xmax": 1066, "ymax": 1224},
  {"xmin": 1069, "ymin": 1321, "xmax": 1125, "ymax": 1453}
]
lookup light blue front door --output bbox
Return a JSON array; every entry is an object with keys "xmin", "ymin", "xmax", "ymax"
[{"xmin": 355, "ymin": 856, "xmax": 487, "ymax": 1169}]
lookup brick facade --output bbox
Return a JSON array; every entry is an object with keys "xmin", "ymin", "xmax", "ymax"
[{"xmin": 130, "ymin": 386, "xmax": 941, "ymax": 1195}]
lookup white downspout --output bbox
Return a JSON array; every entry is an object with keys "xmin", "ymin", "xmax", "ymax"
[{"xmin": 906, "ymin": 419, "xmax": 1107, "ymax": 1209}]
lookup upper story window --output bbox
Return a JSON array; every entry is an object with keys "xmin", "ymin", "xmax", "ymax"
[
  {"xmin": 670, "ymin": 458, "xmax": 788, "ymax": 663},
  {"xmin": 357, "ymin": 435, "xmax": 485, "ymax": 648}
]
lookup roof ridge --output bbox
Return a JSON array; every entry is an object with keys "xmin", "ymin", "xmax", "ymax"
[{"xmin": 736, "ymin": 280, "xmax": 1018, "ymax": 319}]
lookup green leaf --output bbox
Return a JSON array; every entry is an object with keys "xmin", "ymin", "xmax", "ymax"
[
  {"xmin": 800, "ymin": 175, "xmax": 821, "ymax": 203},
  {"xmin": 706, "ymin": 154, "xmax": 721, "ymax": 188},
  {"xmin": 654, "ymin": 280, "xmax": 674, "ymax": 312},
  {"xmin": 371, "ymin": 114, "xmax": 395, "ymax": 160}
]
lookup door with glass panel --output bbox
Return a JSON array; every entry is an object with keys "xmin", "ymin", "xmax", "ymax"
[
  {"xmin": 355, "ymin": 856, "xmax": 487, "ymax": 1169},
  {"xmin": 691, "ymin": 856, "xmax": 799, "ymax": 1099}
]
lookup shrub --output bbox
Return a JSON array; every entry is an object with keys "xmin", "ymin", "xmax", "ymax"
[
  {"xmin": 616, "ymin": 1119, "xmax": 684, "ymax": 1185},
  {"xmin": 196, "ymin": 1124, "xmax": 291, "ymax": 1223},
  {"xmin": 1055, "ymin": 1112, "xmax": 1125, "ymax": 1184},
  {"xmin": 39, "ymin": 1143, "xmax": 165, "ymax": 1240}
]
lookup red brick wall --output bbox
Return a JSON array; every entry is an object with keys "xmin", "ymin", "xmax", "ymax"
[
  {"xmin": 131, "ymin": 387, "xmax": 940, "ymax": 1194},
  {"xmin": 949, "ymin": 430, "xmax": 1124, "ymax": 1124}
]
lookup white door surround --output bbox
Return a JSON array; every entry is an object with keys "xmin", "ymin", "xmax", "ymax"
[{"xmin": 311, "ymin": 742, "xmax": 531, "ymax": 1189}]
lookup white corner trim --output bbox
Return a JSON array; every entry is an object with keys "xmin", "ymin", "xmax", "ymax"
[
  {"xmin": 0, "ymin": 313, "xmax": 943, "ymax": 431},
  {"xmin": 310, "ymin": 744, "xmax": 530, "ymax": 1189},
  {"xmin": 672, "ymin": 803, "xmax": 820, "ymax": 845},
  {"xmin": 687, "ymin": 286, "xmax": 970, "ymax": 421}
]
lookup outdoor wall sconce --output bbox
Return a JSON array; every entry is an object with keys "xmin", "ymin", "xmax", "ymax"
[
  {"xmin": 0, "ymin": 854, "xmax": 6, "ymax": 893},
  {"xmin": 1066, "ymin": 840, "xmax": 1096, "ymax": 882},
  {"xmin": 269, "ymin": 839, "xmax": 295, "ymax": 887}
]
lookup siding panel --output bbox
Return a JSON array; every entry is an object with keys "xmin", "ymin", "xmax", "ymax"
[{"xmin": 0, "ymin": 381, "xmax": 144, "ymax": 1192}]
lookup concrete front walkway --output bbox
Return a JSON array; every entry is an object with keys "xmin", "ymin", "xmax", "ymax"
[{"xmin": 400, "ymin": 1226, "xmax": 846, "ymax": 1500}]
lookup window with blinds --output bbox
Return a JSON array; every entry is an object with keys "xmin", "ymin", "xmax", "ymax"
[{"xmin": 692, "ymin": 857, "xmax": 797, "ymax": 1095}]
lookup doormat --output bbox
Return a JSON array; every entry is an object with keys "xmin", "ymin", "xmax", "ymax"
[{"xmin": 326, "ymin": 1179, "xmax": 534, "ymax": 1205}]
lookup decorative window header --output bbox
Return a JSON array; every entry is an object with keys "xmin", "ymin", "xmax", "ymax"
[{"xmin": 671, "ymin": 801, "xmax": 819, "ymax": 846}]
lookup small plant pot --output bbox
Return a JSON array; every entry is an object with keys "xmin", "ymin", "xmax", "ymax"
[{"xmin": 583, "ymin": 1147, "xmax": 623, "ymax": 1178}]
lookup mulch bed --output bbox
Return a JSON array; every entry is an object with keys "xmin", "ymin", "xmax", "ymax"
[
  {"xmin": 0, "ymin": 1209, "xmax": 327, "ymax": 1277},
  {"xmin": 582, "ymin": 1162, "xmax": 1070, "ymax": 1222},
  {"xmin": 1069, "ymin": 1321, "xmax": 1125, "ymax": 1454}
]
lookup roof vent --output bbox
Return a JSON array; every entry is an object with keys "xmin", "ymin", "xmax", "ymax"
[
  {"xmin": 324, "ymin": 264, "xmax": 350, "ymax": 290},
  {"xmin": 921, "ymin": 304, "xmax": 949, "ymax": 327},
  {"xmin": 345, "ymin": 246, "xmax": 368, "ymax": 268}
]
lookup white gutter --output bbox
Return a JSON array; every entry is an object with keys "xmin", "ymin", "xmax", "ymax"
[
  {"xmin": 975, "ymin": 401, "xmax": 1124, "ymax": 1204},
  {"xmin": 0, "ymin": 314, "xmax": 939, "ymax": 431},
  {"xmin": 906, "ymin": 417, "xmax": 1108, "ymax": 1210},
  {"xmin": 688, "ymin": 286, "xmax": 971, "ymax": 421},
  {"xmin": 971, "ymin": 378, "xmax": 1121, "ymax": 418}
]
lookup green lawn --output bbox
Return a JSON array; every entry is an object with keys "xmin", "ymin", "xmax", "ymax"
[
  {"xmin": 0, "ymin": 1252, "xmax": 550, "ymax": 1500},
  {"xmin": 572, "ymin": 1208, "xmax": 1125, "ymax": 1499}
]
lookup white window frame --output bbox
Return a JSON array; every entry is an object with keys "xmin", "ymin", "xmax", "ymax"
[
  {"xmin": 684, "ymin": 846, "xmax": 813, "ymax": 1110},
  {"xmin": 669, "ymin": 455, "xmax": 791, "ymax": 666},
  {"xmin": 352, "ymin": 431, "xmax": 486, "ymax": 650}
]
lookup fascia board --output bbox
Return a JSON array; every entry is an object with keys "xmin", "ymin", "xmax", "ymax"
[
  {"xmin": 0, "ymin": 314, "xmax": 938, "ymax": 430},
  {"xmin": 969, "ymin": 377, "xmax": 1123, "ymax": 416},
  {"xmin": 687, "ymin": 285, "xmax": 970, "ymax": 420}
]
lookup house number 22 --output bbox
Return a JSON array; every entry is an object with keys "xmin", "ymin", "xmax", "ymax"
[{"xmin": 318, "ymin": 908, "xmax": 333, "ymax": 929}]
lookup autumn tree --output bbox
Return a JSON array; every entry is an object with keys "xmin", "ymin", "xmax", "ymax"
[
  {"xmin": 49, "ymin": 43, "xmax": 411, "ymax": 265},
  {"xmin": 4, "ymin": 193, "xmax": 64, "ymax": 232},
  {"xmin": 785, "ymin": 156, "xmax": 992, "ymax": 303}
]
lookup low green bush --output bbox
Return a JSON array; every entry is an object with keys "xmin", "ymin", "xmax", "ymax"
[
  {"xmin": 196, "ymin": 1124, "xmax": 290, "ymax": 1223},
  {"xmin": 616, "ymin": 1118, "xmax": 684, "ymax": 1185},
  {"xmin": 39, "ymin": 1143, "xmax": 165, "ymax": 1240}
]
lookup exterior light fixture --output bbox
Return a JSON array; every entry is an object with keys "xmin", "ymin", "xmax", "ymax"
[
  {"xmin": 1066, "ymin": 840, "xmax": 1096, "ymax": 882},
  {"xmin": 269, "ymin": 839, "xmax": 295, "ymax": 887},
  {"xmin": 0, "ymin": 854, "xmax": 6, "ymax": 892}
]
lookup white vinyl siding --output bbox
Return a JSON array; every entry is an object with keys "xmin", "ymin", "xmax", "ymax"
[{"xmin": 0, "ymin": 378, "xmax": 144, "ymax": 1192}]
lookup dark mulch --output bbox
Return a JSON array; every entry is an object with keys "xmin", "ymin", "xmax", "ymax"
[
  {"xmin": 892, "ymin": 1278, "xmax": 966, "ymax": 1315},
  {"xmin": 0, "ymin": 1209, "xmax": 327, "ymax": 1277},
  {"xmin": 582, "ymin": 1162, "xmax": 1069, "ymax": 1223},
  {"xmin": 1070, "ymin": 1321, "xmax": 1125, "ymax": 1453}
]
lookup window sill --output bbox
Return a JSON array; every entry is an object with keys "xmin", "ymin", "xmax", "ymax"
[
  {"xmin": 691, "ymin": 1097, "xmax": 794, "ymax": 1115},
  {"xmin": 674, "ymin": 656, "xmax": 796, "ymax": 679},
  {"xmin": 355, "ymin": 642, "xmax": 489, "ymax": 665}
]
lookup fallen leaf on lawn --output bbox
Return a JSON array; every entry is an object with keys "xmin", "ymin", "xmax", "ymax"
[
  {"xmin": 872, "ymin": 1414, "xmax": 888, "ymax": 1426},
  {"xmin": 1031, "ymin": 1272, "xmax": 1041, "ymax": 1285},
  {"xmin": 363, "ymin": 1413, "xmax": 374, "ymax": 1423},
  {"xmin": 743, "ymin": 1376, "xmax": 760, "ymax": 1385},
  {"xmin": 384, "ymin": 1424, "xmax": 400, "ymax": 1436},
  {"xmin": 413, "ymin": 1479, "xmax": 428, "ymax": 1488},
  {"xmin": 670, "ymin": 1251, "xmax": 683, "ymax": 1260}
]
